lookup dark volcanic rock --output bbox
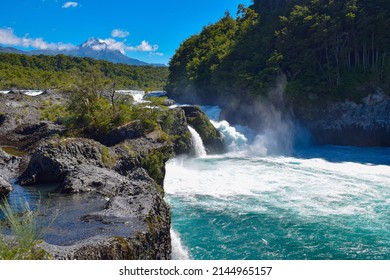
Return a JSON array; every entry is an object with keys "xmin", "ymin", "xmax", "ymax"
[
  {"xmin": 16, "ymin": 136, "xmax": 173, "ymax": 260},
  {"xmin": 0, "ymin": 114, "xmax": 5, "ymax": 128},
  {"xmin": 18, "ymin": 138, "xmax": 104, "ymax": 185},
  {"xmin": 38, "ymin": 165, "xmax": 172, "ymax": 260},
  {"xmin": 181, "ymin": 106, "xmax": 225, "ymax": 154},
  {"xmin": 0, "ymin": 175, "xmax": 13, "ymax": 197},
  {"xmin": 296, "ymin": 91, "xmax": 390, "ymax": 146},
  {"xmin": 2, "ymin": 122, "xmax": 66, "ymax": 151},
  {"xmin": 97, "ymin": 121, "xmax": 144, "ymax": 147}
]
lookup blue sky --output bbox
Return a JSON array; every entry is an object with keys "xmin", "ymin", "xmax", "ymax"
[{"xmin": 0, "ymin": 0, "xmax": 252, "ymax": 65}]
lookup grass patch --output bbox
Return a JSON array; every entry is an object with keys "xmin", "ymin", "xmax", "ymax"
[
  {"xmin": 0, "ymin": 198, "xmax": 55, "ymax": 260},
  {"xmin": 101, "ymin": 146, "xmax": 117, "ymax": 167}
]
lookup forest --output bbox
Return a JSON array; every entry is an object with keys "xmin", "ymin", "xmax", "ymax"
[
  {"xmin": 167, "ymin": 0, "xmax": 390, "ymax": 106},
  {"xmin": 0, "ymin": 53, "xmax": 168, "ymax": 91}
]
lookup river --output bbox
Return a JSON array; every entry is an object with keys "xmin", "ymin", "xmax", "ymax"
[{"xmin": 166, "ymin": 106, "xmax": 390, "ymax": 260}]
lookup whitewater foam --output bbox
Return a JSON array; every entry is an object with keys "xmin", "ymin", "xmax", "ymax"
[{"xmin": 171, "ymin": 229, "xmax": 191, "ymax": 260}]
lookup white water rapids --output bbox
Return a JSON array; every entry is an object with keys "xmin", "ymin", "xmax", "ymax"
[{"xmin": 168, "ymin": 106, "xmax": 390, "ymax": 260}]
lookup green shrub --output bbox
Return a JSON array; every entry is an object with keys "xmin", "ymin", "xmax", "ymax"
[
  {"xmin": 40, "ymin": 104, "xmax": 66, "ymax": 122},
  {"xmin": 142, "ymin": 149, "xmax": 171, "ymax": 189}
]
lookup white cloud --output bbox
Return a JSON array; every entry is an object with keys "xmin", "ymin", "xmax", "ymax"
[
  {"xmin": 0, "ymin": 28, "xmax": 76, "ymax": 51},
  {"xmin": 62, "ymin": 2, "xmax": 78, "ymax": 8},
  {"xmin": 111, "ymin": 29, "xmax": 129, "ymax": 38},
  {"xmin": 150, "ymin": 52, "xmax": 164, "ymax": 57},
  {"xmin": 98, "ymin": 38, "xmax": 127, "ymax": 54},
  {"xmin": 88, "ymin": 38, "xmax": 160, "ymax": 55},
  {"xmin": 0, "ymin": 28, "xmax": 161, "ymax": 56},
  {"xmin": 126, "ymin": 40, "xmax": 159, "ymax": 52}
]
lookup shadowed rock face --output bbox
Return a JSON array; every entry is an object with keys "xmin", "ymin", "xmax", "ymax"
[{"xmin": 296, "ymin": 91, "xmax": 390, "ymax": 147}]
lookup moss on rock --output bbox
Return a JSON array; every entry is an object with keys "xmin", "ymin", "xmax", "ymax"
[{"xmin": 181, "ymin": 106, "xmax": 225, "ymax": 154}]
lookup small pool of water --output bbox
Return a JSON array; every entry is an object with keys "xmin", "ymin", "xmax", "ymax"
[{"xmin": 1, "ymin": 181, "xmax": 141, "ymax": 246}]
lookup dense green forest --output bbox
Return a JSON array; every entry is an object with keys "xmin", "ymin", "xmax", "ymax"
[
  {"xmin": 167, "ymin": 0, "xmax": 390, "ymax": 106},
  {"xmin": 0, "ymin": 53, "xmax": 168, "ymax": 91}
]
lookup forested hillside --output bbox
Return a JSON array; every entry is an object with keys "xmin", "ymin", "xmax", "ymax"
[
  {"xmin": 0, "ymin": 53, "xmax": 168, "ymax": 90},
  {"xmin": 167, "ymin": 0, "xmax": 390, "ymax": 106}
]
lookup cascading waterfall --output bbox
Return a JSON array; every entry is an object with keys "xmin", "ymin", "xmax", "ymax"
[
  {"xmin": 187, "ymin": 126, "xmax": 207, "ymax": 157},
  {"xmin": 167, "ymin": 105, "xmax": 390, "ymax": 260}
]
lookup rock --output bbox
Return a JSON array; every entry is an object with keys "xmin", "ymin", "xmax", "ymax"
[
  {"xmin": 0, "ymin": 175, "xmax": 13, "ymax": 197},
  {"xmin": 96, "ymin": 121, "xmax": 144, "ymax": 147},
  {"xmin": 181, "ymin": 106, "xmax": 225, "ymax": 154},
  {"xmin": 159, "ymin": 108, "xmax": 192, "ymax": 155},
  {"xmin": 0, "ymin": 92, "xmax": 178, "ymax": 260},
  {"xmin": 0, "ymin": 114, "xmax": 5, "ymax": 128},
  {"xmin": 18, "ymin": 138, "xmax": 106, "ymax": 185},
  {"xmin": 61, "ymin": 164, "xmax": 130, "ymax": 195},
  {"xmin": 5, "ymin": 122, "xmax": 66, "ymax": 151},
  {"xmin": 16, "ymin": 136, "xmax": 173, "ymax": 260},
  {"xmin": 295, "ymin": 92, "xmax": 390, "ymax": 146},
  {"xmin": 0, "ymin": 148, "xmax": 20, "ymax": 186},
  {"xmin": 33, "ymin": 161, "xmax": 172, "ymax": 260}
]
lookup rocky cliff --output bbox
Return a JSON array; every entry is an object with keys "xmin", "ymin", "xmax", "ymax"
[{"xmin": 295, "ymin": 90, "xmax": 390, "ymax": 147}]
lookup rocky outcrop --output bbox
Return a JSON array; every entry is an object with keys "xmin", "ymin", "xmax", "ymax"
[
  {"xmin": 95, "ymin": 121, "xmax": 144, "ymax": 147},
  {"xmin": 295, "ymin": 91, "xmax": 390, "ymax": 146},
  {"xmin": 181, "ymin": 106, "xmax": 225, "ymax": 154},
  {"xmin": 37, "ymin": 165, "xmax": 171, "ymax": 260},
  {"xmin": 0, "ymin": 122, "xmax": 65, "ymax": 151},
  {"xmin": 16, "ymin": 134, "xmax": 173, "ymax": 260},
  {"xmin": 159, "ymin": 108, "xmax": 192, "ymax": 155},
  {"xmin": 18, "ymin": 138, "xmax": 104, "ymax": 185}
]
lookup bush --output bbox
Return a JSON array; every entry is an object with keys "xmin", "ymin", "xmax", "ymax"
[{"xmin": 40, "ymin": 103, "xmax": 66, "ymax": 122}]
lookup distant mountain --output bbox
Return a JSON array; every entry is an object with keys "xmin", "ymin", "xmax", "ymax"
[
  {"xmin": 0, "ymin": 46, "xmax": 26, "ymax": 55},
  {"xmin": 0, "ymin": 39, "xmax": 165, "ymax": 66}
]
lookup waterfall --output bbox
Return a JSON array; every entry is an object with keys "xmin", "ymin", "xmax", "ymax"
[{"xmin": 187, "ymin": 126, "xmax": 207, "ymax": 157}]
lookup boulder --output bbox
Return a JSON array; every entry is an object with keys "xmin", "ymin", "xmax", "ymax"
[{"xmin": 18, "ymin": 138, "xmax": 106, "ymax": 185}]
